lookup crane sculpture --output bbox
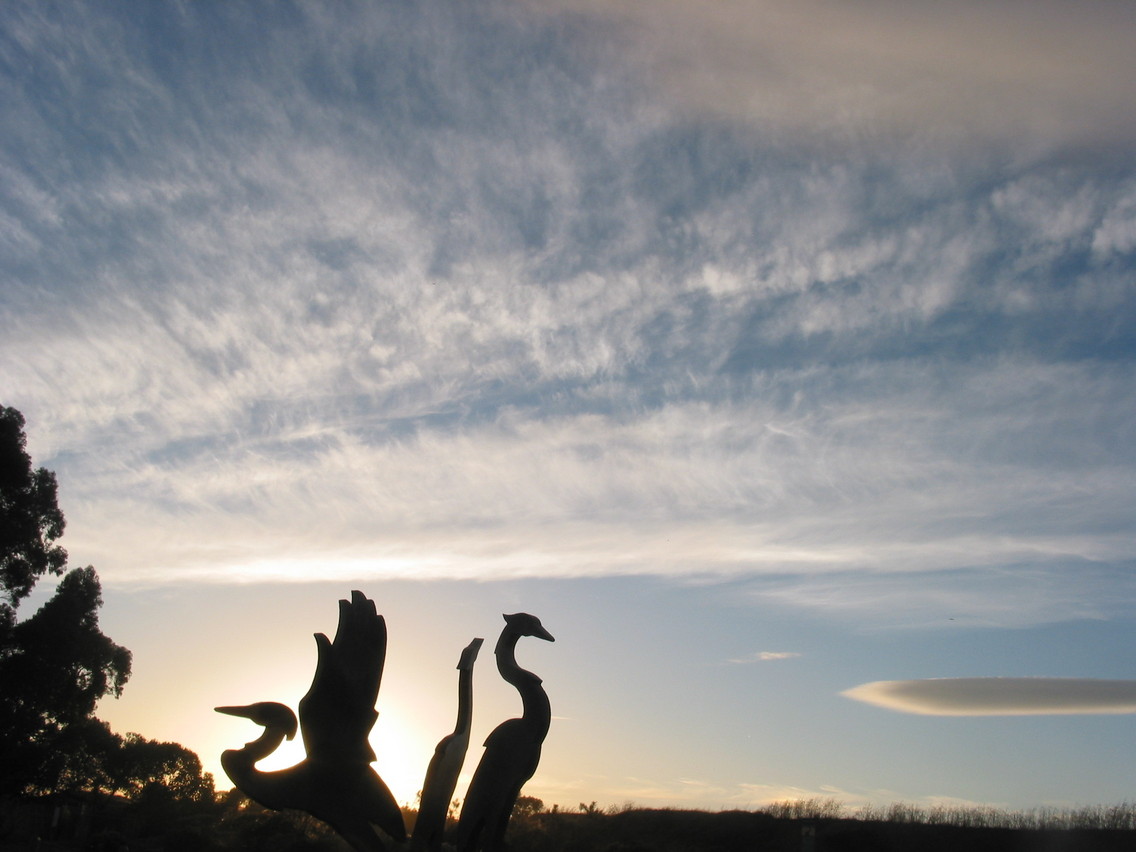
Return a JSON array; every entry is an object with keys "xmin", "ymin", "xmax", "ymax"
[
  {"xmin": 215, "ymin": 591, "xmax": 406, "ymax": 851},
  {"xmin": 412, "ymin": 637, "xmax": 484, "ymax": 851},
  {"xmin": 454, "ymin": 612, "xmax": 555, "ymax": 852},
  {"xmin": 215, "ymin": 595, "xmax": 555, "ymax": 852}
]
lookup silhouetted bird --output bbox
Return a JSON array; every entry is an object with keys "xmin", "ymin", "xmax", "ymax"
[
  {"xmin": 413, "ymin": 637, "xmax": 484, "ymax": 851},
  {"xmin": 455, "ymin": 612, "xmax": 554, "ymax": 852},
  {"xmin": 215, "ymin": 591, "xmax": 406, "ymax": 852}
]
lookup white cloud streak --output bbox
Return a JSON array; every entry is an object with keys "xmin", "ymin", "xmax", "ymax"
[
  {"xmin": 843, "ymin": 678, "xmax": 1136, "ymax": 715},
  {"xmin": 28, "ymin": 354, "xmax": 1133, "ymax": 595},
  {"xmin": 729, "ymin": 651, "xmax": 802, "ymax": 664}
]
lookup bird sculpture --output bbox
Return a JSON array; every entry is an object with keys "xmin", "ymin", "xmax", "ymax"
[
  {"xmin": 412, "ymin": 637, "xmax": 484, "ymax": 851},
  {"xmin": 454, "ymin": 612, "xmax": 554, "ymax": 852},
  {"xmin": 215, "ymin": 590, "xmax": 406, "ymax": 852}
]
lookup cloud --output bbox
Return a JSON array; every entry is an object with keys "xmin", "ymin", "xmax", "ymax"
[
  {"xmin": 842, "ymin": 678, "xmax": 1136, "ymax": 715},
  {"xmin": 2, "ymin": 1, "xmax": 1135, "ymax": 632},
  {"xmin": 15, "ymin": 344, "xmax": 1136, "ymax": 611},
  {"xmin": 574, "ymin": 776, "xmax": 851, "ymax": 810},
  {"xmin": 729, "ymin": 651, "xmax": 801, "ymax": 664},
  {"xmin": 744, "ymin": 561, "xmax": 1136, "ymax": 630},
  {"xmin": 529, "ymin": 0, "xmax": 1136, "ymax": 148},
  {"xmin": 730, "ymin": 783, "xmax": 872, "ymax": 810}
]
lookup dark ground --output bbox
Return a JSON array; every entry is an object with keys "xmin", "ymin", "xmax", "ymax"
[
  {"xmin": 5, "ymin": 800, "xmax": 1136, "ymax": 851},
  {"xmin": 506, "ymin": 809, "xmax": 1136, "ymax": 852}
]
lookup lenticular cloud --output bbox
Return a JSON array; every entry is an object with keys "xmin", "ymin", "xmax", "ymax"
[{"xmin": 842, "ymin": 678, "xmax": 1136, "ymax": 716}]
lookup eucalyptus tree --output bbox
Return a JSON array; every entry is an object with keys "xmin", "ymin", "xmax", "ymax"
[{"xmin": 0, "ymin": 406, "xmax": 132, "ymax": 795}]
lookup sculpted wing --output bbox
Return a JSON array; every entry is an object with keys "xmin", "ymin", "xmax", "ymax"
[{"xmin": 297, "ymin": 590, "xmax": 386, "ymax": 763}]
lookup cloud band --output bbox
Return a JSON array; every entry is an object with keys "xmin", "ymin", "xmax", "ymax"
[{"xmin": 842, "ymin": 678, "xmax": 1136, "ymax": 716}]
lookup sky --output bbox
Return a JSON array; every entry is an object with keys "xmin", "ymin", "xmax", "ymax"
[{"xmin": 3, "ymin": 0, "xmax": 1136, "ymax": 814}]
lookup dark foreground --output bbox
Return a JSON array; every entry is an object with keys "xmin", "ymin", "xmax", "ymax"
[
  {"xmin": 512, "ymin": 808, "xmax": 1136, "ymax": 851},
  {"xmin": 5, "ymin": 798, "xmax": 1136, "ymax": 852}
]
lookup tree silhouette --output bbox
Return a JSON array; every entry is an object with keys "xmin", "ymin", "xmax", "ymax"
[
  {"xmin": 513, "ymin": 796, "xmax": 543, "ymax": 819},
  {"xmin": 0, "ymin": 405, "xmax": 132, "ymax": 796},
  {"xmin": 1, "ymin": 406, "xmax": 67, "ymax": 619},
  {"xmin": 108, "ymin": 733, "xmax": 216, "ymax": 803}
]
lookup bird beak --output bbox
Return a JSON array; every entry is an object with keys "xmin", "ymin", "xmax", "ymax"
[
  {"xmin": 535, "ymin": 625, "xmax": 555, "ymax": 642},
  {"xmin": 215, "ymin": 702, "xmax": 298, "ymax": 740},
  {"xmin": 215, "ymin": 705, "xmax": 254, "ymax": 719}
]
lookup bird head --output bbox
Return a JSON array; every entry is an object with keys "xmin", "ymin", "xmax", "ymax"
[
  {"xmin": 457, "ymin": 637, "xmax": 485, "ymax": 670},
  {"xmin": 503, "ymin": 612, "xmax": 555, "ymax": 642},
  {"xmin": 215, "ymin": 701, "xmax": 298, "ymax": 740}
]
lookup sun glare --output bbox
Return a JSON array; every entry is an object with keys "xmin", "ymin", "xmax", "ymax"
[{"xmin": 369, "ymin": 703, "xmax": 439, "ymax": 807}]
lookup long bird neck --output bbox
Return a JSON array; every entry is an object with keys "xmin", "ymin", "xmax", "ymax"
[
  {"xmin": 225, "ymin": 724, "xmax": 287, "ymax": 771},
  {"xmin": 495, "ymin": 631, "xmax": 551, "ymax": 736},
  {"xmin": 220, "ymin": 724, "xmax": 305, "ymax": 814},
  {"xmin": 454, "ymin": 665, "xmax": 475, "ymax": 734}
]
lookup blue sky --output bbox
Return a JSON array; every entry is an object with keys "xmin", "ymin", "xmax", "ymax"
[{"xmin": 3, "ymin": 0, "xmax": 1135, "ymax": 811}]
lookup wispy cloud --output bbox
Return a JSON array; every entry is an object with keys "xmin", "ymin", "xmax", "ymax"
[
  {"xmin": 2, "ymin": 1, "xmax": 1135, "ymax": 628},
  {"xmin": 744, "ymin": 561, "xmax": 1136, "ymax": 630},
  {"xmin": 843, "ymin": 678, "xmax": 1136, "ymax": 715},
  {"xmin": 45, "ymin": 349, "xmax": 1136, "ymax": 600}
]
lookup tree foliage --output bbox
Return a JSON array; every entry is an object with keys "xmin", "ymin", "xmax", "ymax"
[
  {"xmin": 107, "ymin": 733, "xmax": 215, "ymax": 803},
  {"xmin": 0, "ymin": 406, "xmax": 132, "ymax": 796},
  {"xmin": 0, "ymin": 406, "xmax": 67, "ymax": 611},
  {"xmin": 0, "ymin": 564, "xmax": 132, "ymax": 794},
  {"xmin": 514, "ymin": 795, "xmax": 544, "ymax": 818}
]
